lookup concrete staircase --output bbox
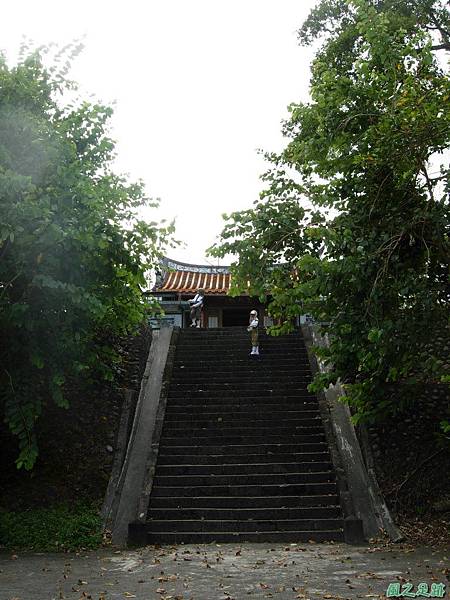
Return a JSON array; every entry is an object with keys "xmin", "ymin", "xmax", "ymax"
[{"xmin": 142, "ymin": 327, "xmax": 345, "ymax": 543}]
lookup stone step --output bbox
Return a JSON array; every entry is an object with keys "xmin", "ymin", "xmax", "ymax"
[
  {"xmin": 170, "ymin": 380, "xmax": 313, "ymax": 388},
  {"xmin": 178, "ymin": 338, "xmax": 305, "ymax": 348},
  {"xmin": 147, "ymin": 506, "xmax": 341, "ymax": 520},
  {"xmin": 156, "ymin": 461, "xmax": 333, "ymax": 476},
  {"xmin": 164, "ymin": 405, "xmax": 319, "ymax": 416},
  {"xmin": 177, "ymin": 334, "xmax": 304, "ymax": 340},
  {"xmin": 178, "ymin": 333, "xmax": 303, "ymax": 340},
  {"xmin": 163, "ymin": 417, "xmax": 323, "ymax": 428},
  {"xmin": 146, "ymin": 518, "xmax": 343, "ymax": 533},
  {"xmin": 165, "ymin": 397, "xmax": 317, "ymax": 406},
  {"xmin": 175, "ymin": 340, "xmax": 308, "ymax": 361},
  {"xmin": 148, "ymin": 493, "xmax": 339, "ymax": 509},
  {"xmin": 172, "ymin": 365, "xmax": 312, "ymax": 373},
  {"xmin": 167, "ymin": 392, "xmax": 314, "ymax": 402},
  {"xmin": 180, "ymin": 325, "xmax": 302, "ymax": 332},
  {"xmin": 176, "ymin": 336, "xmax": 307, "ymax": 356},
  {"xmin": 156, "ymin": 452, "xmax": 331, "ymax": 466},
  {"xmin": 173, "ymin": 357, "xmax": 308, "ymax": 364},
  {"xmin": 172, "ymin": 366, "xmax": 311, "ymax": 375},
  {"xmin": 166, "ymin": 406, "xmax": 319, "ymax": 414},
  {"xmin": 174, "ymin": 358, "xmax": 310, "ymax": 366},
  {"xmin": 164, "ymin": 411, "xmax": 319, "ymax": 420},
  {"xmin": 151, "ymin": 481, "xmax": 337, "ymax": 497},
  {"xmin": 161, "ymin": 426, "xmax": 326, "ymax": 437},
  {"xmin": 167, "ymin": 403, "xmax": 315, "ymax": 411},
  {"xmin": 175, "ymin": 348, "xmax": 307, "ymax": 354},
  {"xmin": 157, "ymin": 442, "xmax": 328, "ymax": 454},
  {"xmin": 165, "ymin": 406, "xmax": 319, "ymax": 415},
  {"xmin": 170, "ymin": 374, "xmax": 313, "ymax": 384},
  {"xmin": 176, "ymin": 345, "xmax": 306, "ymax": 352},
  {"xmin": 154, "ymin": 471, "xmax": 335, "ymax": 487},
  {"xmin": 179, "ymin": 338, "xmax": 305, "ymax": 347},
  {"xmin": 139, "ymin": 530, "xmax": 345, "ymax": 544},
  {"xmin": 168, "ymin": 383, "xmax": 312, "ymax": 391},
  {"xmin": 180, "ymin": 327, "xmax": 301, "ymax": 333},
  {"xmin": 177, "ymin": 336, "xmax": 304, "ymax": 342},
  {"xmin": 159, "ymin": 433, "xmax": 326, "ymax": 446},
  {"xmin": 174, "ymin": 358, "xmax": 309, "ymax": 366}
]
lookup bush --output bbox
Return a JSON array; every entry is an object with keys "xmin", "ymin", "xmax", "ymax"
[{"xmin": 0, "ymin": 503, "xmax": 102, "ymax": 551}]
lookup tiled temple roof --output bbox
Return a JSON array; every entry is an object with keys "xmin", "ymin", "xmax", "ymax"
[
  {"xmin": 155, "ymin": 258, "xmax": 231, "ymax": 294},
  {"xmin": 160, "ymin": 270, "xmax": 231, "ymax": 293}
]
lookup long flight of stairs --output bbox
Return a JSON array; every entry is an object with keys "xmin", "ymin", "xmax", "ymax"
[{"xmin": 143, "ymin": 327, "xmax": 345, "ymax": 543}]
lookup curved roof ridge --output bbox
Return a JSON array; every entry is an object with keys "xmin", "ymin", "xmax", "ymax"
[{"xmin": 161, "ymin": 257, "xmax": 230, "ymax": 274}]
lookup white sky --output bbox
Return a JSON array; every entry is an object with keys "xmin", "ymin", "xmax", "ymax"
[{"xmin": 2, "ymin": 1, "xmax": 318, "ymax": 264}]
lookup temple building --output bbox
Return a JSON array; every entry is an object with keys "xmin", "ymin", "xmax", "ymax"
[{"xmin": 149, "ymin": 257, "xmax": 268, "ymax": 329}]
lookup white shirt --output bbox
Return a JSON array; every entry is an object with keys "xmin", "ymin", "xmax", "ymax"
[{"xmin": 189, "ymin": 293, "xmax": 204, "ymax": 308}]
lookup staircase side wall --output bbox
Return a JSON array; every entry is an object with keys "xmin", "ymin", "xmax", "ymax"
[
  {"xmin": 301, "ymin": 324, "xmax": 402, "ymax": 541},
  {"xmin": 110, "ymin": 326, "xmax": 174, "ymax": 546}
]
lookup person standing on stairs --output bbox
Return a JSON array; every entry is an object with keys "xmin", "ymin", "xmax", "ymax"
[
  {"xmin": 189, "ymin": 288, "xmax": 205, "ymax": 328},
  {"xmin": 248, "ymin": 309, "xmax": 260, "ymax": 356}
]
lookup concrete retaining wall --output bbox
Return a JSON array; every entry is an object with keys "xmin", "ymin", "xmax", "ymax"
[
  {"xmin": 301, "ymin": 324, "xmax": 403, "ymax": 541},
  {"xmin": 106, "ymin": 326, "xmax": 174, "ymax": 546}
]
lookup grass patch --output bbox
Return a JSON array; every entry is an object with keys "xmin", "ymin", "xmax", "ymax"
[{"xmin": 0, "ymin": 503, "xmax": 103, "ymax": 551}]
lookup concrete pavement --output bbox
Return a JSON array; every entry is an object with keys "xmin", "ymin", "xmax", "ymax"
[{"xmin": 1, "ymin": 542, "xmax": 448, "ymax": 600}]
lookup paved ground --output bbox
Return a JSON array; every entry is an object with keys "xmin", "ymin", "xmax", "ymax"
[{"xmin": 1, "ymin": 542, "xmax": 448, "ymax": 600}]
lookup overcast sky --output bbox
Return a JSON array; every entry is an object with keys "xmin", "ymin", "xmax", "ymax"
[{"xmin": 2, "ymin": 1, "xmax": 318, "ymax": 265}]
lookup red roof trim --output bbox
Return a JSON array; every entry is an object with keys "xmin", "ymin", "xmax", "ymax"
[{"xmin": 157, "ymin": 270, "xmax": 231, "ymax": 294}]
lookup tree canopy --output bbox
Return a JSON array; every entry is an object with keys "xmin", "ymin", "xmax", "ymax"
[
  {"xmin": 0, "ymin": 46, "xmax": 174, "ymax": 469},
  {"xmin": 209, "ymin": 0, "xmax": 450, "ymax": 427}
]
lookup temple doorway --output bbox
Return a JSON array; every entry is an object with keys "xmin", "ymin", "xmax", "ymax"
[{"xmin": 222, "ymin": 308, "xmax": 249, "ymax": 327}]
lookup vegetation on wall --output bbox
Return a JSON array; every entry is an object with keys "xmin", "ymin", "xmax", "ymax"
[
  {"xmin": 209, "ymin": 0, "xmax": 450, "ymax": 428},
  {"xmin": 0, "ymin": 45, "xmax": 174, "ymax": 470}
]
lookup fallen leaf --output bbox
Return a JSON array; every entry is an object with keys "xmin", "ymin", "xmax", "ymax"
[{"xmin": 123, "ymin": 594, "xmax": 136, "ymax": 598}]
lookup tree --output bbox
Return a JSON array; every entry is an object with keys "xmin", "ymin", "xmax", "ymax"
[
  {"xmin": 0, "ymin": 46, "xmax": 174, "ymax": 469},
  {"xmin": 209, "ymin": 0, "xmax": 450, "ymax": 425}
]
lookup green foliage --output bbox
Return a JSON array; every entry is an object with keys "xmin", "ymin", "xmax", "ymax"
[
  {"xmin": 0, "ymin": 45, "xmax": 174, "ymax": 469},
  {"xmin": 209, "ymin": 0, "xmax": 450, "ymax": 424},
  {"xmin": 0, "ymin": 503, "xmax": 102, "ymax": 551}
]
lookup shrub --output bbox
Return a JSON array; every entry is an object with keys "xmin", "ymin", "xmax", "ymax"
[{"xmin": 0, "ymin": 503, "xmax": 103, "ymax": 551}]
